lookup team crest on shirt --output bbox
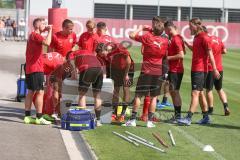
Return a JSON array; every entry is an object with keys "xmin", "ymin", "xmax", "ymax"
[{"xmin": 69, "ymin": 38, "xmax": 73, "ymax": 43}]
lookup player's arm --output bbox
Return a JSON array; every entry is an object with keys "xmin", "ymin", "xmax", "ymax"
[
  {"xmin": 204, "ymin": 37, "xmax": 220, "ymax": 79},
  {"xmin": 208, "ymin": 49, "xmax": 220, "ymax": 79},
  {"xmin": 167, "ymin": 51, "xmax": 184, "ymax": 61},
  {"xmin": 129, "ymin": 26, "xmax": 143, "ymax": 40},
  {"xmin": 184, "ymin": 40, "xmax": 193, "ymax": 51},
  {"xmin": 42, "ymin": 25, "xmax": 52, "ymax": 46},
  {"xmin": 124, "ymin": 55, "xmax": 131, "ymax": 76},
  {"xmin": 123, "ymin": 55, "xmax": 132, "ymax": 85},
  {"xmin": 70, "ymin": 59, "xmax": 77, "ymax": 79},
  {"xmin": 222, "ymin": 42, "xmax": 227, "ymax": 54},
  {"xmin": 222, "ymin": 48, "xmax": 227, "ymax": 54},
  {"xmin": 71, "ymin": 33, "xmax": 78, "ymax": 51},
  {"xmin": 77, "ymin": 35, "xmax": 83, "ymax": 50}
]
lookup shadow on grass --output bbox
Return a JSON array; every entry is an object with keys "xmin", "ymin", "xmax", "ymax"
[{"xmin": 204, "ymin": 123, "xmax": 240, "ymax": 130}]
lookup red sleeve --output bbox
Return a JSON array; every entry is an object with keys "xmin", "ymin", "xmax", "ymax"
[
  {"xmin": 220, "ymin": 39, "xmax": 226, "ymax": 54},
  {"xmin": 203, "ymin": 36, "xmax": 212, "ymax": 51},
  {"xmin": 50, "ymin": 34, "xmax": 63, "ymax": 52},
  {"xmin": 72, "ymin": 33, "xmax": 77, "ymax": 47},
  {"xmin": 77, "ymin": 34, "xmax": 83, "ymax": 48},
  {"xmin": 134, "ymin": 34, "xmax": 144, "ymax": 43},
  {"xmin": 111, "ymin": 36, "xmax": 118, "ymax": 44},
  {"xmin": 174, "ymin": 37, "xmax": 184, "ymax": 53},
  {"xmin": 50, "ymin": 34, "xmax": 57, "ymax": 49},
  {"xmin": 31, "ymin": 33, "xmax": 44, "ymax": 44}
]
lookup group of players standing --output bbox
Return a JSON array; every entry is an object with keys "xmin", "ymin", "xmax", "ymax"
[{"xmin": 23, "ymin": 16, "xmax": 230, "ymax": 127}]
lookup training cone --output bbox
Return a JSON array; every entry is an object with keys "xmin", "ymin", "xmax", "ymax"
[
  {"xmin": 203, "ymin": 145, "xmax": 215, "ymax": 152},
  {"xmin": 140, "ymin": 96, "xmax": 150, "ymax": 122}
]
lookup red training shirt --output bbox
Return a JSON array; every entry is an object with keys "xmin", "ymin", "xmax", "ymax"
[
  {"xmin": 135, "ymin": 32, "xmax": 168, "ymax": 75},
  {"xmin": 42, "ymin": 52, "xmax": 64, "ymax": 75},
  {"xmin": 74, "ymin": 50, "xmax": 103, "ymax": 73},
  {"xmin": 192, "ymin": 32, "xmax": 212, "ymax": 72},
  {"xmin": 107, "ymin": 44, "xmax": 134, "ymax": 71},
  {"xmin": 96, "ymin": 34, "xmax": 117, "ymax": 45},
  {"xmin": 25, "ymin": 32, "xmax": 44, "ymax": 74},
  {"xmin": 77, "ymin": 32, "xmax": 98, "ymax": 53},
  {"xmin": 208, "ymin": 35, "xmax": 225, "ymax": 72},
  {"xmin": 168, "ymin": 34, "xmax": 185, "ymax": 73},
  {"xmin": 50, "ymin": 31, "xmax": 77, "ymax": 57}
]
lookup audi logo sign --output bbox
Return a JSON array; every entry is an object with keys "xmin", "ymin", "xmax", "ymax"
[
  {"xmin": 181, "ymin": 25, "xmax": 229, "ymax": 42},
  {"xmin": 29, "ymin": 16, "xmax": 240, "ymax": 48}
]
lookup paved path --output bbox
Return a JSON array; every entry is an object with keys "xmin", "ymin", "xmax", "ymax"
[{"xmin": 0, "ymin": 42, "xmax": 96, "ymax": 160}]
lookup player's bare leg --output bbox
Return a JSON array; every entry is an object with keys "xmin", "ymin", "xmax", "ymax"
[
  {"xmin": 206, "ymin": 90, "xmax": 214, "ymax": 114},
  {"xmin": 217, "ymin": 89, "xmax": 230, "ymax": 116},
  {"xmin": 78, "ymin": 90, "xmax": 87, "ymax": 108},
  {"xmin": 178, "ymin": 90, "xmax": 200, "ymax": 125},
  {"xmin": 121, "ymin": 86, "xmax": 130, "ymax": 117},
  {"xmin": 158, "ymin": 81, "xmax": 172, "ymax": 107},
  {"xmin": 25, "ymin": 90, "xmax": 34, "ymax": 111},
  {"xmin": 93, "ymin": 91, "xmax": 102, "ymax": 126},
  {"xmin": 122, "ymin": 95, "xmax": 141, "ymax": 127},
  {"xmin": 35, "ymin": 90, "xmax": 44, "ymax": 114},
  {"xmin": 112, "ymin": 86, "xmax": 120, "ymax": 121},
  {"xmin": 170, "ymin": 90, "xmax": 182, "ymax": 120},
  {"xmin": 147, "ymin": 96, "xmax": 157, "ymax": 128}
]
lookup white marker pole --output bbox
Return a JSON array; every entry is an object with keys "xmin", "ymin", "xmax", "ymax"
[
  {"xmin": 128, "ymin": 136, "xmax": 165, "ymax": 153},
  {"xmin": 168, "ymin": 130, "xmax": 176, "ymax": 146},
  {"xmin": 112, "ymin": 132, "xmax": 139, "ymax": 147},
  {"xmin": 125, "ymin": 131, "xmax": 154, "ymax": 146}
]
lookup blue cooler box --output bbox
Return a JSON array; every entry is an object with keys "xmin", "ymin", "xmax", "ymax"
[
  {"xmin": 61, "ymin": 108, "xmax": 96, "ymax": 131},
  {"xmin": 17, "ymin": 78, "xmax": 27, "ymax": 97}
]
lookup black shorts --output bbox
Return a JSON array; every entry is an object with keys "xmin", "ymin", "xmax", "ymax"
[
  {"xmin": 191, "ymin": 71, "xmax": 207, "ymax": 91},
  {"xmin": 205, "ymin": 71, "xmax": 223, "ymax": 91},
  {"xmin": 168, "ymin": 72, "xmax": 183, "ymax": 90},
  {"xmin": 110, "ymin": 68, "xmax": 134, "ymax": 87},
  {"xmin": 79, "ymin": 67, "xmax": 103, "ymax": 93},
  {"xmin": 25, "ymin": 72, "xmax": 44, "ymax": 91},
  {"xmin": 135, "ymin": 73, "xmax": 163, "ymax": 97}
]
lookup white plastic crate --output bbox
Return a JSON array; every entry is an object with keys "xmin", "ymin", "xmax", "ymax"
[{"xmin": 60, "ymin": 78, "xmax": 114, "ymax": 115}]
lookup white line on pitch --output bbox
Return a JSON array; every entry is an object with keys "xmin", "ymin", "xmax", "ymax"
[{"xmin": 169, "ymin": 125, "xmax": 226, "ymax": 160}]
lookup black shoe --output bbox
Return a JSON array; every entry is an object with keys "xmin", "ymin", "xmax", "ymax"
[{"xmin": 224, "ymin": 107, "xmax": 230, "ymax": 116}]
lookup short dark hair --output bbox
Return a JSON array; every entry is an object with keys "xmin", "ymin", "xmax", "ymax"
[
  {"xmin": 62, "ymin": 19, "xmax": 74, "ymax": 28},
  {"xmin": 152, "ymin": 16, "xmax": 165, "ymax": 23},
  {"xmin": 97, "ymin": 22, "xmax": 106, "ymax": 29},
  {"xmin": 164, "ymin": 20, "xmax": 175, "ymax": 28},
  {"xmin": 33, "ymin": 17, "xmax": 44, "ymax": 27}
]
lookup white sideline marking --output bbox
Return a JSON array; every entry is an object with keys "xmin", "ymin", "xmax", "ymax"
[
  {"xmin": 60, "ymin": 130, "xmax": 84, "ymax": 160},
  {"xmin": 170, "ymin": 125, "xmax": 226, "ymax": 160}
]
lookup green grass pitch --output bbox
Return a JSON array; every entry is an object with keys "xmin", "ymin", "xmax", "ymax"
[{"xmin": 81, "ymin": 47, "xmax": 240, "ymax": 160}]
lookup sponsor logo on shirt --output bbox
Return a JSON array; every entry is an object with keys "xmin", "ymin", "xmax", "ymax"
[
  {"xmin": 153, "ymin": 41, "xmax": 162, "ymax": 48},
  {"xmin": 105, "ymin": 39, "xmax": 111, "ymax": 42},
  {"xmin": 212, "ymin": 39, "xmax": 219, "ymax": 45},
  {"xmin": 69, "ymin": 38, "xmax": 73, "ymax": 43}
]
